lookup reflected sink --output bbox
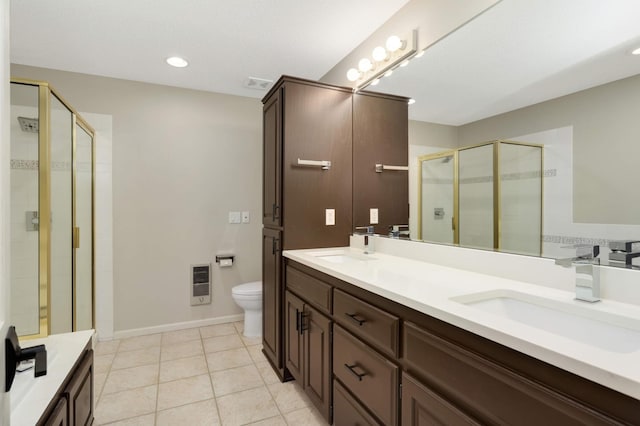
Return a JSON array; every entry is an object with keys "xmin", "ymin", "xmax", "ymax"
[
  {"xmin": 452, "ymin": 290, "xmax": 640, "ymax": 353},
  {"xmin": 307, "ymin": 250, "xmax": 377, "ymax": 264}
]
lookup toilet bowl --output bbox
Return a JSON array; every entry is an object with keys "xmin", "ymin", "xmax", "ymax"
[{"xmin": 231, "ymin": 281, "xmax": 262, "ymax": 337}]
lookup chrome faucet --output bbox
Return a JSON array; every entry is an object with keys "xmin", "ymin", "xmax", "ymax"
[
  {"xmin": 608, "ymin": 240, "xmax": 640, "ymax": 266},
  {"xmin": 355, "ymin": 226, "xmax": 375, "ymax": 254},
  {"xmin": 388, "ymin": 224, "xmax": 409, "ymax": 238},
  {"xmin": 555, "ymin": 245, "xmax": 601, "ymax": 303}
]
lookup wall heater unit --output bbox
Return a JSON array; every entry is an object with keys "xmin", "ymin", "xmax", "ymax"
[{"xmin": 190, "ymin": 263, "xmax": 211, "ymax": 305}]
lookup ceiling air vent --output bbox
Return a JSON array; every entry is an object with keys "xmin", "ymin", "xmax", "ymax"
[{"xmin": 244, "ymin": 77, "xmax": 273, "ymax": 90}]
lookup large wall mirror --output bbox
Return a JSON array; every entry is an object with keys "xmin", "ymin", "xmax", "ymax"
[{"xmin": 371, "ymin": 0, "xmax": 640, "ymax": 266}]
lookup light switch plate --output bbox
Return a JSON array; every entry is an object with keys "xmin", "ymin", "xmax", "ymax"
[
  {"xmin": 370, "ymin": 208, "xmax": 379, "ymax": 224},
  {"xmin": 241, "ymin": 211, "xmax": 250, "ymax": 223},
  {"xmin": 325, "ymin": 209, "xmax": 335, "ymax": 226},
  {"xmin": 229, "ymin": 211, "xmax": 241, "ymax": 224}
]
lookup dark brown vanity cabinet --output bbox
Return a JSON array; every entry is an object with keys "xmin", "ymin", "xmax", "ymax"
[
  {"xmin": 39, "ymin": 345, "xmax": 94, "ymax": 426},
  {"xmin": 283, "ymin": 260, "xmax": 640, "ymax": 426},
  {"xmin": 352, "ymin": 92, "xmax": 408, "ymax": 234},
  {"xmin": 284, "ymin": 289, "xmax": 332, "ymax": 421}
]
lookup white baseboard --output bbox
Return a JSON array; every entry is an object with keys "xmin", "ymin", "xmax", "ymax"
[{"xmin": 101, "ymin": 314, "xmax": 245, "ymax": 341}]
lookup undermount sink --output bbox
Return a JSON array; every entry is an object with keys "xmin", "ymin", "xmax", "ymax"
[
  {"xmin": 308, "ymin": 250, "xmax": 377, "ymax": 264},
  {"xmin": 452, "ymin": 290, "xmax": 640, "ymax": 353}
]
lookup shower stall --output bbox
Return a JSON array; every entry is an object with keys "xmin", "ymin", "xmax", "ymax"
[
  {"xmin": 10, "ymin": 79, "xmax": 95, "ymax": 338},
  {"xmin": 418, "ymin": 140, "xmax": 543, "ymax": 256}
]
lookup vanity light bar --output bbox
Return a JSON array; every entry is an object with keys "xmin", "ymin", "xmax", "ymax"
[{"xmin": 349, "ymin": 29, "xmax": 419, "ymax": 92}]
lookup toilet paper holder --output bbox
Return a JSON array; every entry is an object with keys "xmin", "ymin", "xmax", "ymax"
[{"xmin": 215, "ymin": 254, "xmax": 235, "ymax": 267}]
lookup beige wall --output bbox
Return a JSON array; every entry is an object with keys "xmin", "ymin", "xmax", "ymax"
[
  {"xmin": 458, "ymin": 73, "xmax": 640, "ymax": 225},
  {"xmin": 11, "ymin": 64, "xmax": 263, "ymax": 333}
]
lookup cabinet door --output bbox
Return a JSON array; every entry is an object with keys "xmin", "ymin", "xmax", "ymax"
[
  {"xmin": 65, "ymin": 349, "xmax": 93, "ymax": 426},
  {"xmin": 263, "ymin": 89, "xmax": 282, "ymax": 227},
  {"xmin": 262, "ymin": 228, "xmax": 282, "ymax": 371},
  {"xmin": 41, "ymin": 396, "xmax": 68, "ymax": 426},
  {"xmin": 303, "ymin": 304, "xmax": 332, "ymax": 421},
  {"xmin": 401, "ymin": 373, "xmax": 479, "ymax": 426},
  {"xmin": 353, "ymin": 93, "xmax": 408, "ymax": 234},
  {"xmin": 285, "ymin": 290, "xmax": 304, "ymax": 382},
  {"xmin": 282, "ymin": 81, "xmax": 353, "ymax": 249}
]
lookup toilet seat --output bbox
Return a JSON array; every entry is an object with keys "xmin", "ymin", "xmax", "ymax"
[{"xmin": 232, "ymin": 281, "xmax": 262, "ymax": 296}]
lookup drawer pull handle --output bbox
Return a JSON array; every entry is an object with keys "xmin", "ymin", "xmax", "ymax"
[
  {"xmin": 345, "ymin": 313, "xmax": 367, "ymax": 326},
  {"xmin": 344, "ymin": 363, "xmax": 367, "ymax": 381}
]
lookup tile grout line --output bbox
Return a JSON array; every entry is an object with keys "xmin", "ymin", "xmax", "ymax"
[{"xmin": 202, "ymin": 326, "xmax": 224, "ymax": 426}]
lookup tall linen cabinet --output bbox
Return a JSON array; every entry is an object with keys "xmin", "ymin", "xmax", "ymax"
[{"xmin": 262, "ymin": 76, "xmax": 353, "ymax": 381}]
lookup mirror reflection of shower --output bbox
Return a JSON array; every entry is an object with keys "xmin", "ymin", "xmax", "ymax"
[{"xmin": 419, "ymin": 141, "xmax": 543, "ymax": 256}]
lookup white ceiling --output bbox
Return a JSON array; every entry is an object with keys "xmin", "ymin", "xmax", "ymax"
[
  {"xmin": 10, "ymin": 0, "xmax": 640, "ymax": 126},
  {"xmin": 9, "ymin": 0, "xmax": 409, "ymax": 98},
  {"xmin": 375, "ymin": 0, "xmax": 640, "ymax": 125}
]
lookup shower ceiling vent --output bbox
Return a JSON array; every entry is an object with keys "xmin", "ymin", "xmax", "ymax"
[
  {"xmin": 244, "ymin": 77, "xmax": 273, "ymax": 90},
  {"xmin": 18, "ymin": 117, "xmax": 38, "ymax": 133}
]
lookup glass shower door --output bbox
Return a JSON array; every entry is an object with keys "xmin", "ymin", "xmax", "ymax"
[
  {"xmin": 74, "ymin": 122, "xmax": 94, "ymax": 330},
  {"xmin": 49, "ymin": 94, "xmax": 73, "ymax": 334},
  {"xmin": 419, "ymin": 151, "xmax": 456, "ymax": 244},
  {"xmin": 458, "ymin": 143, "xmax": 495, "ymax": 250}
]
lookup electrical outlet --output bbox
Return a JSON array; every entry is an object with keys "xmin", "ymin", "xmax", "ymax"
[
  {"xmin": 370, "ymin": 208, "xmax": 379, "ymax": 224},
  {"xmin": 228, "ymin": 211, "xmax": 241, "ymax": 224},
  {"xmin": 325, "ymin": 209, "xmax": 335, "ymax": 226},
  {"xmin": 241, "ymin": 211, "xmax": 250, "ymax": 224}
]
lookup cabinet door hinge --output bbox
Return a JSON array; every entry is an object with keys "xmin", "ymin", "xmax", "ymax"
[{"xmin": 399, "ymin": 382, "xmax": 403, "ymax": 400}]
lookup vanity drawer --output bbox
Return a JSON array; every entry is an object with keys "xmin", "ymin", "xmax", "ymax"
[
  {"xmin": 286, "ymin": 266, "xmax": 332, "ymax": 314},
  {"xmin": 334, "ymin": 289, "xmax": 399, "ymax": 357},
  {"xmin": 333, "ymin": 379, "xmax": 381, "ymax": 426},
  {"xmin": 333, "ymin": 325, "xmax": 399, "ymax": 426},
  {"xmin": 403, "ymin": 322, "xmax": 619, "ymax": 426},
  {"xmin": 401, "ymin": 372, "xmax": 480, "ymax": 426}
]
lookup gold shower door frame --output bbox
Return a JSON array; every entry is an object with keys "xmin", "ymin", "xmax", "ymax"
[
  {"xmin": 418, "ymin": 140, "xmax": 543, "ymax": 254},
  {"xmin": 11, "ymin": 78, "xmax": 96, "ymax": 338}
]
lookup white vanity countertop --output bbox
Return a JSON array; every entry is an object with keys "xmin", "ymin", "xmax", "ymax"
[
  {"xmin": 284, "ymin": 247, "xmax": 640, "ymax": 400},
  {"xmin": 11, "ymin": 330, "xmax": 94, "ymax": 426}
]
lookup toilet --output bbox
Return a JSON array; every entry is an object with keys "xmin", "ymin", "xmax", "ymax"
[{"xmin": 231, "ymin": 281, "xmax": 262, "ymax": 337}]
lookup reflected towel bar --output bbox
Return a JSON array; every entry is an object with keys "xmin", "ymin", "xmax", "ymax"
[{"xmin": 375, "ymin": 163, "xmax": 409, "ymax": 173}]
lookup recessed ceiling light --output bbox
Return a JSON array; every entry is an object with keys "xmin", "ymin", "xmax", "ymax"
[
  {"xmin": 632, "ymin": 47, "xmax": 640, "ymax": 55},
  {"xmin": 408, "ymin": 98, "xmax": 416, "ymax": 105},
  {"xmin": 166, "ymin": 56, "xmax": 189, "ymax": 68}
]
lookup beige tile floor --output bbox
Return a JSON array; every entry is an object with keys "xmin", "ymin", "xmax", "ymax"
[{"xmin": 93, "ymin": 322, "xmax": 327, "ymax": 426}]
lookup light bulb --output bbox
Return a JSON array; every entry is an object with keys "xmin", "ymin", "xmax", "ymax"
[
  {"xmin": 384, "ymin": 69, "xmax": 393, "ymax": 78},
  {"xmin": 386, "ymin": 35, "xmax": 403, "ymax": 53},
  {"xmin": 346, "ymin": 68, "xmax": 361, "ymax": 82},
  {"xmin": 415, "ymin": 50, "xmax": 425, "ymax": 58},
  {"xmin": 370, "ymin": 79, "xmax": 380, "ymax": 86},
  {"xmin": 166, "ymin": 56, "xmax": 189, "ymax": 68},
  {"xmin": 372, "ymin": 46, "xmax": 387, "ymax": 62},
  {"xmin": 358, "ymin": 58, "xmax": 373, "ymax": 72},
  {"xmin": 408, "ymin": 98, "xmax": 416, "ymax": 105},
  {"xmin": 400, "ymin": 60, "xmax": 410, "ymax": 68}
]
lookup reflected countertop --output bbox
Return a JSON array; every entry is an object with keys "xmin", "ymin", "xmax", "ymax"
[
  {"xmin": 284, "ymin": 246, "xmax": 640, "ymax": 400},
  {"xmin": 11, "ymin": 329, "xmax": 94, "ymax": 426}
]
